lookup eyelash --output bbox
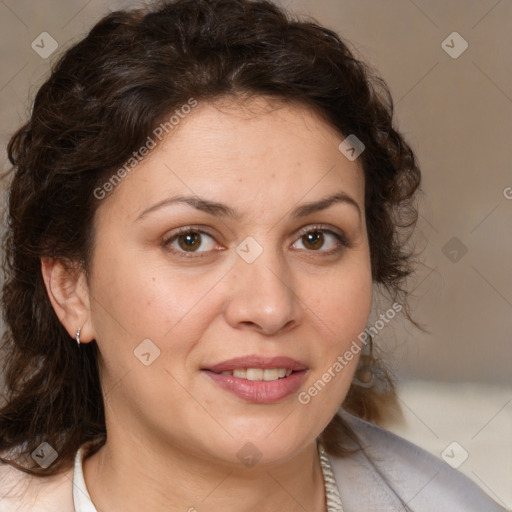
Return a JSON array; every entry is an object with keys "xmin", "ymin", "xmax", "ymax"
[{"xmin": 162, "ymin": 224, "xmax": 351, "ymax": 259}]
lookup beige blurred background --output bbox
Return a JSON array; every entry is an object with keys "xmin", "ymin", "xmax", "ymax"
[{"xmin": 0, "ymin": 0, "xmax": 511, "ymax": 508}]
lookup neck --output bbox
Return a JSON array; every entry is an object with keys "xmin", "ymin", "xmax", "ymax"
[{"xmin": 83, "ymin": 432, "xmax": 327, "ymax": 512}]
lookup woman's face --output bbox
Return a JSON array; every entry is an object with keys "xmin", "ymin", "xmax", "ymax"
[{"xmin": 86, "ymin": 97, "xmax": 372, "ymax": 465}]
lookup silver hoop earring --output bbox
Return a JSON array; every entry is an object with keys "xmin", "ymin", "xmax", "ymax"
[{"xmin": 76, "ymin": 327, "xmax": 81, "ymax": 346}]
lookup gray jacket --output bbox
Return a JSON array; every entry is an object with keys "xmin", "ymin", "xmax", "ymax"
[{"xmin": 333, "ymin": 411, "xmax": 508, "ymax": 511}]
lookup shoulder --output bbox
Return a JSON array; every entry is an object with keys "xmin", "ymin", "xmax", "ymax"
[
  {"xmin": 328, "ymin": 410, "xmax": 507, "ymax": 512},
  {"xmin": 0, "ymin": 455, "xmax": 74, "ymax": 512}
]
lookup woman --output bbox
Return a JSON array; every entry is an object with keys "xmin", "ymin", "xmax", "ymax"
[{"xmin": 0, "ymin": 0, "xmax": 506, "ymax": 510}]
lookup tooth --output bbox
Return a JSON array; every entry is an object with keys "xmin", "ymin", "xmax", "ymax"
[
  {"xmin": 226, "ymin": 368, "xmax": 293, "ymax": 380},
  {"xmin": 263, "ymin": 368, "xmax": 279, "ymax": 381},
  {"xmin": 246, "ymin": 368, "xmax": 263, "ymax": 381}
]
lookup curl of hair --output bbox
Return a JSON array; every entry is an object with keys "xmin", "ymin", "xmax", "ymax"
[{"xmin": 0, "ymin": 0, "xmax": 421, "ymax": 476}]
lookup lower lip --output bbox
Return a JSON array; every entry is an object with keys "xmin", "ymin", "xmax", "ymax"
[{"xmin": 202, "ymin": 370, "xmax": 307, "ymax": 403}]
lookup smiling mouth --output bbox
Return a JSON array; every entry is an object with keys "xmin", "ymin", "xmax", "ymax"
[{"xmin": 209, "ymin": 368, "xmax": 295, "ymax": 381}]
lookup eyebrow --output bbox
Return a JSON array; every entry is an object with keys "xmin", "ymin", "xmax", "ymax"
[{"xmin": 135, "ymin": 192, "xmax": 361, "ymax": 222}]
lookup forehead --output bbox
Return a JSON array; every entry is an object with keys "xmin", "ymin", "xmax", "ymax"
[
  {"xmin": 97, "ymin": 95, "xmax": 365, "ymax": 220},
  {"xmin": 167, "ymin": 96, "xmax": 357, "ymax": 164}
]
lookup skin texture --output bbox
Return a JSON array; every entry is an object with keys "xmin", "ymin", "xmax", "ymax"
[{"xmin": 41, "ymin": 96, "xmax": 373, "ymax": 512}]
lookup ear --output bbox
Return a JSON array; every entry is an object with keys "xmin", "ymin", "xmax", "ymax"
[{"xmin": 40, "ymin": 257, "xmax": 95, "ymax": 344}]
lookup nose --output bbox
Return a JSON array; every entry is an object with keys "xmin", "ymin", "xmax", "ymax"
[{"xmin": 223, "ymin": 248, "xmax": 302, "ymax": 336}]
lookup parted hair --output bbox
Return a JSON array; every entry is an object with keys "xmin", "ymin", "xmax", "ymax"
[{"xmin": 0, "ymin": 0, "xmax": 421, "ymax": 477}]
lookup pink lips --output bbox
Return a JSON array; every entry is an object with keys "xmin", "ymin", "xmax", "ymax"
[{"xmin": 201, "ymin": 355, "xmax": 308, "ymax": 404}]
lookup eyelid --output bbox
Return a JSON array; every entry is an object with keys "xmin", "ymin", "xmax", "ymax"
[
  {"xmin": 162, "ymin": 226, "xmax": 223, "ymax": 258},
  {"xmin": 293, "ymin": 223, "xmax": 352, "ymax": 249}
]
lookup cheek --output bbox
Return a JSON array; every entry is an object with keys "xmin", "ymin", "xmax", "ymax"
[
  {"xmin": 295, "ymin": 264, "xmax": 372, "ymax": 429},
  {"xmin": 89, "ymin": 246, "xmax": 223, "ymax": 342},
  {"xmin": 303, "ymin": 258, "xmax": 373, "ymax": 348}
]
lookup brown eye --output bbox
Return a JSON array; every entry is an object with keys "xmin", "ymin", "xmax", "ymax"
[
  {"xmin": 165, "ymin": 229, "xmax": 217, "ymax": 255},
  {"xmin": 291, "ymin": 227, "xmax": 348, "ymax": 254},
  {"xmin": 177, "ymin": 232, "xmax": 202, "ymax": 251},
  {"xmin": 302, "ymin": 231, "xmax": 325, "ymax": 250}
]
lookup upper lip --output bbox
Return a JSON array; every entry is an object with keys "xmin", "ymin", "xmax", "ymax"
[{"xmin": 203, "ymin": 355, "xmax": 308, "ymax": 373}]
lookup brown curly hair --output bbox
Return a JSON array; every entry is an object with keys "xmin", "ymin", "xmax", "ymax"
[{"xmin": 0, "ymin": 0, "xmax": 421, "ymax": 478}]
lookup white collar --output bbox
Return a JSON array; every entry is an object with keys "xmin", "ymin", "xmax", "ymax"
[{"xmin": 72, "ymin": 447, "xmax": 97, "ymax": 512}]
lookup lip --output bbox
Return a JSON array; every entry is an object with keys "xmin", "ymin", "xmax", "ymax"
[
  {"xmin": 202, "ymin": 355, "xmax": 308, "ymax": 373},
  {"xmin": 203, "ymin": 369, "xmax": 308, "ymax": 403},
  {"xmin": 201, "ymin": 355, "xmax": 309, "ymax": 404}
]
